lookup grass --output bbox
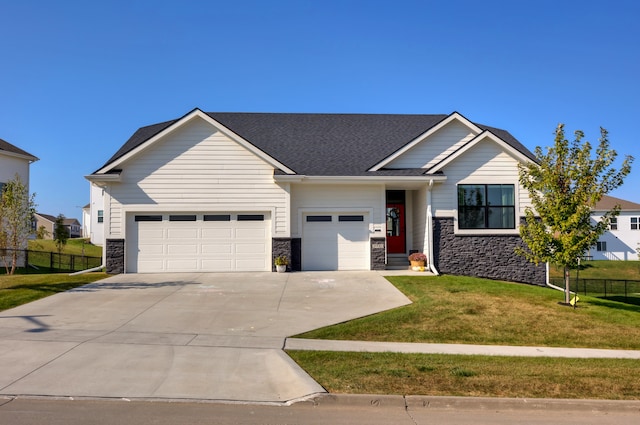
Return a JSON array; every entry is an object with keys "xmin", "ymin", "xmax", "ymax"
[
  {"xmin": 28, "ymin": 238, "xmax": 102, "ymax": 257},
  {"xmin": 295, "ymin": 275, "xmax": 640, "ymax": 349},
  {"xmin": 288, "ymin": 274, "xmax": 640, "ymax": 399},
  {"xmin": 0, "ymin": 272, "xmax": 107, "ymax": 311},
  {"xmin": 287, "ymin": 351, "xmax": 640, "ymax": 400}
]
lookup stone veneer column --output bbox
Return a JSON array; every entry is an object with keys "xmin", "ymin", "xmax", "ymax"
[
  {"xmin": 272, "ymin": 238, "xmax": 301, "ymax": 272},
  {"xmin": 105, "ymin": 239, "xmax": 125, "ymax": 274},
  {"xmin": 432, "ymin": 217, "xmax": 546, "ymax": 285},
  {"xmin": 370, "ymin": 237, "xmax": 386, "ymax": 270}
]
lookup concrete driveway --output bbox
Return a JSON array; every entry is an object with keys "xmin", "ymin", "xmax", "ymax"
[{"xmin": 0, "ymin": 272, "xmax": 410, "ymax": 403}]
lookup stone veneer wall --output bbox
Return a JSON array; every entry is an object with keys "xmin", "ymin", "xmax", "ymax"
[
  {"xmin": 370, "ymin": 237, "xmax": 386, "ymax": 270},
  {"xmin": 433, "ymin": 217, "xmax": 546, "ymax": 286},
  {"xmin": 105, "ymin": 238, "xmax": 125, "ymax": 274},
  {"xmin": 272, "ymin": 237, "xmax": 301, "ymax": 272}
]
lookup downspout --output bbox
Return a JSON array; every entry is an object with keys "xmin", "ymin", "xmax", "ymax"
[
  {"xmin": 426, "ymin": 179, "xmax": 439, "ymax": 275},
  {"xmin": 69, "ymin": 264, "xmax": 105, "ymax": 276}
]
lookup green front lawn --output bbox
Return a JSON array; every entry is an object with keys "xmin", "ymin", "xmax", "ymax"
[
  {"xmin": 295, "ymin": 275, "xmax": 640, "ymax": 349},
  {"xmin": 288, "ymin": 351, "xmax": 640, "ymax": 400},
  {"xmin": 289, "ymin": 274, "xmax": 640, "ymax": 399},
  {"xmin": 0, "ymin": 273, "xmax": 108, "ymax": 311}
]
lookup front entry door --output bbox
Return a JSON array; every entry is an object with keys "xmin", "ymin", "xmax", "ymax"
[{"xmin": 386, "ymin": 203, "xmax": 405, "ymax": 253}]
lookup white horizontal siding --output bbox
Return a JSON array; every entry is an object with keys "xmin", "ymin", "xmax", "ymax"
[
  {"xmin": 411, "ymin": 187, "xmax": 427, "ymax": 253},
  {"xmin": 589, "ymin": 212, "xmax": 640, "ymax": 260},
  {"xmin": 107, "ymin": 117, "xmax": 288, "ymax": 237},
  {"xmin": 0, "ymin": 156, "xmax": 30, "ymax": 186},
  {"xmin": 387, "ymin": 121, "xmax": 476, "ymax": 169},
  {"xmin": 431, "ymin": 138, "xmax": 530, "ymax": 217},
  {"xmin": 290, "ymin": 184, "xmax": 384, "ymax": 237}
]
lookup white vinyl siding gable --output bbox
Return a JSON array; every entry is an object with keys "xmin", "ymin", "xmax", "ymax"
[
  {"xmin": 106, "ymin": 117, "xmax": 288, "ymax": 237},
  {"xmin": 431, "ymin": 138, "xmax": 530, "ymax": 219},
  {"xmin": 386, "ymin": 121, "xmax": 476, "ymax": 169}
]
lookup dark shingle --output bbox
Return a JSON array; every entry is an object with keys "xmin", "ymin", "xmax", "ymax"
[
  {"xmin": 96, "ymin": 112, "xmax": 535, "ymax": 176},
  {"xmin": 0, "ymin": 138, "xmax": 37, "ymax": 159}
]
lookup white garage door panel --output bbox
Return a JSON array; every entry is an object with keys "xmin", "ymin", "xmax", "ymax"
[
  {"xmin": 128, "ymin": 213, "xmax": 270, "ymax": 273},
  {"xmin": 302, "ymin": 214, "xmax": 369, "ymax": 271}
]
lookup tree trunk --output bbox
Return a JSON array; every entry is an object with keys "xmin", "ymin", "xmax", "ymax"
[{"xmin": 564, "ymin": 266, "xmax": 571, "ymax": 304}]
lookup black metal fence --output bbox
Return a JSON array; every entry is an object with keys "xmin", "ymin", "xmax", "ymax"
[
  {"xmin": 549, "ymin": 278, "xmax": 640, "ymax": 304},
  {"xmin": 0, "ymin": 249, "xmax": 102, "ymax": 273}
]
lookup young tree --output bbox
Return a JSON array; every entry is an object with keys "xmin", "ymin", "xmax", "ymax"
[
  {"xmin": 0, "ymin": 174, "xmax": 37, "ymax": 274},
  {"xmin": 53, "ymin": 214, "xmax": 70, "ymax": 255},
  {"xmin": 518, "ymin": 124, "xmax": 633, "ymax": 304}
]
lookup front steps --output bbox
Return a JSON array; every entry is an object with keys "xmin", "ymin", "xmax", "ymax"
[{"xmin": 386, "ymin": 253, "xmax": 410, "ymax": 270}]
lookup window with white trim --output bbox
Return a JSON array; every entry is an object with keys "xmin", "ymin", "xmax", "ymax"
[
  {"xmin": 97, "ymin": 210, "xmax": 104, "ymax": 223},
  {"xmin": 458, "ymin": 184, "xmax": 515, "ymax": 229},
  {"xmin": 596, "ymin": 241, "xmax": 607, "ymax": 251},
  {"xmin": 609, "ymin": 217, "xmax": 617, "ymax": 230},
  {"xmin": 632, "ymin": 217, "xmax": 639, "ymax": 230}
]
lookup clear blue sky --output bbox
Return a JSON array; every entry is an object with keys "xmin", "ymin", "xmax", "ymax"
[{"xmin": 1, "ymin": 0, "xmax": 638, "ymax": 219}]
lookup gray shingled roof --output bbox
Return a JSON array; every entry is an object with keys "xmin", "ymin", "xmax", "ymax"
[
  {"xmin": 0, "ymin": 138, "xmax": 37, "ymax": 160},
  {"xmin": 98, "ymin": 112, "xmax": 536, "ymax": 176}
]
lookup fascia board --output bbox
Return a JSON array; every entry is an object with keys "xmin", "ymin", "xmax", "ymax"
[
  {"xmin": 96, "ymin": 109, "xmax": 295, "ymax": 175},
  {"xmin": 368, "ymin": 112, "xmax": 483, "ymax": 171},
  {"xmin": 428, "ymin": 130, "xmax": 533, "ymax": 174},
  {"xmin": 0, "ymin": 150, "xmax": 39, "ymax": 163},
  {"xmin": 85, "ymin": 173, "xmax": 121, "ymax": 183}
]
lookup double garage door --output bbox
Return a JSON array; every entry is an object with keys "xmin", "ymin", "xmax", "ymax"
[
  {"xmin": 127, "ymin": 213, "xmax": 270, "ymax": 273},
  {"xmin": 302, "ymin": 213, "xmax": 369, "ymax": 270}
]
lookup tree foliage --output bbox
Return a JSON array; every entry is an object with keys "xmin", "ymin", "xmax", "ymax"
[
  {"xmin": 53, "ymin": 214, "xmax": 70, "ymax": 255},
  {"xmin": 0, "ymin": 174, "xmax": 37, "ymax": 274},
  {"xmin": 518, "ymin": 124, "xmax": 633, "ymax": 303}
]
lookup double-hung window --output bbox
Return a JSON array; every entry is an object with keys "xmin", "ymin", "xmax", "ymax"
[
  {"xmin": 458, "ymin": 184, "xmax": 515, "ymax": 229},
  {"xmin": 632, "ymin": 217, "xmax": 639, "ymax": 230}
]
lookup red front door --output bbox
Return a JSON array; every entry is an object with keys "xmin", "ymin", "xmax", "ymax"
[{"xmin": 386, "ymin": 203, "xmax": 405, "ymax": 253}]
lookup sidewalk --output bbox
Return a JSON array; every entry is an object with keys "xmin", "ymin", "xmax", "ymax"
[{"xmin": 285, "ymin": 338, "xmax": 640, "ymax": 359}]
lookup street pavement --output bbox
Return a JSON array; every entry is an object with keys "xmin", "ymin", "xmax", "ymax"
[{"xmin": 2, "ymin": 395, "xmax": 639, "ymax": 425}]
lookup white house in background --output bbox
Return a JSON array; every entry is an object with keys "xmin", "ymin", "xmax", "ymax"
[
  {"xmin": 0, "ymin": 138, "xmax": 38, "ymax": 194},
  {"xmin": 84, "ymin": 182, "xmax": 105, "ymax": 246},
  {"xmin": 86, "ymin": 108, "xmax": 547, "ymax": 285},
  {"xmin": 0, "ymin": 138, "xmax": 38, "ymax": 265},
  {"xmin": 590, "ymin": 195, "xmax": 640, "ymax": 261}
]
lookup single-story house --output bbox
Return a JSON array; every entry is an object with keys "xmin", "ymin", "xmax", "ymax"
[
  {"xmin": 591, "ymin": 195, "xmax": 640, "ymax": 260},
  {"xmin": 86, "ymin": 109, "xmax": 546, "ymax": 285}
]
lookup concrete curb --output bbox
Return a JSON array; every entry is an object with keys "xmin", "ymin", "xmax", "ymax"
[{"xmin": 307, "ymin": 393, "xmax": 640, "ymax": 413}]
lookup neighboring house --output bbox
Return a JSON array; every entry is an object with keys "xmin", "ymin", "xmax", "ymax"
[
  {"xmin": 86, "ymin": 109, "xmax": 546, "ymax": 284},
  {"xmin": 86, "ymin": 182, "xmax": 105, "ymax": 246},
  {"xmin": 0, "ymin": 138, "xmax": 38, "ymax": 264},
  {"xmin": 82, "ymin": 203, "xmax": 90, "ymax": 238},
  {"xmin": 0, "ymin": 138, "xmax": 38, "ymax": 196},
  {"xmin": 34, "ymin": 213, "xmax": 82, "ymax": 239},
  {"xmin": 64, "ymin": 218, "xmax": 82, "ymax": 238},
  {"xmin": 590, "ymin": 195, "xmax": 640, "ymax": 261},
  {"xmin": 34, "ymin": 213, "xmax": 56, "ymax": 238}
]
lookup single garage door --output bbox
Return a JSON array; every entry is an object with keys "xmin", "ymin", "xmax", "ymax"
[
  {"xmin": 127, "ymin": 213, "xmax": 270, "ymax": 273},
  {"xmin": 302, "ymin": 213, "xmax": 369, "ymax": 270}
]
